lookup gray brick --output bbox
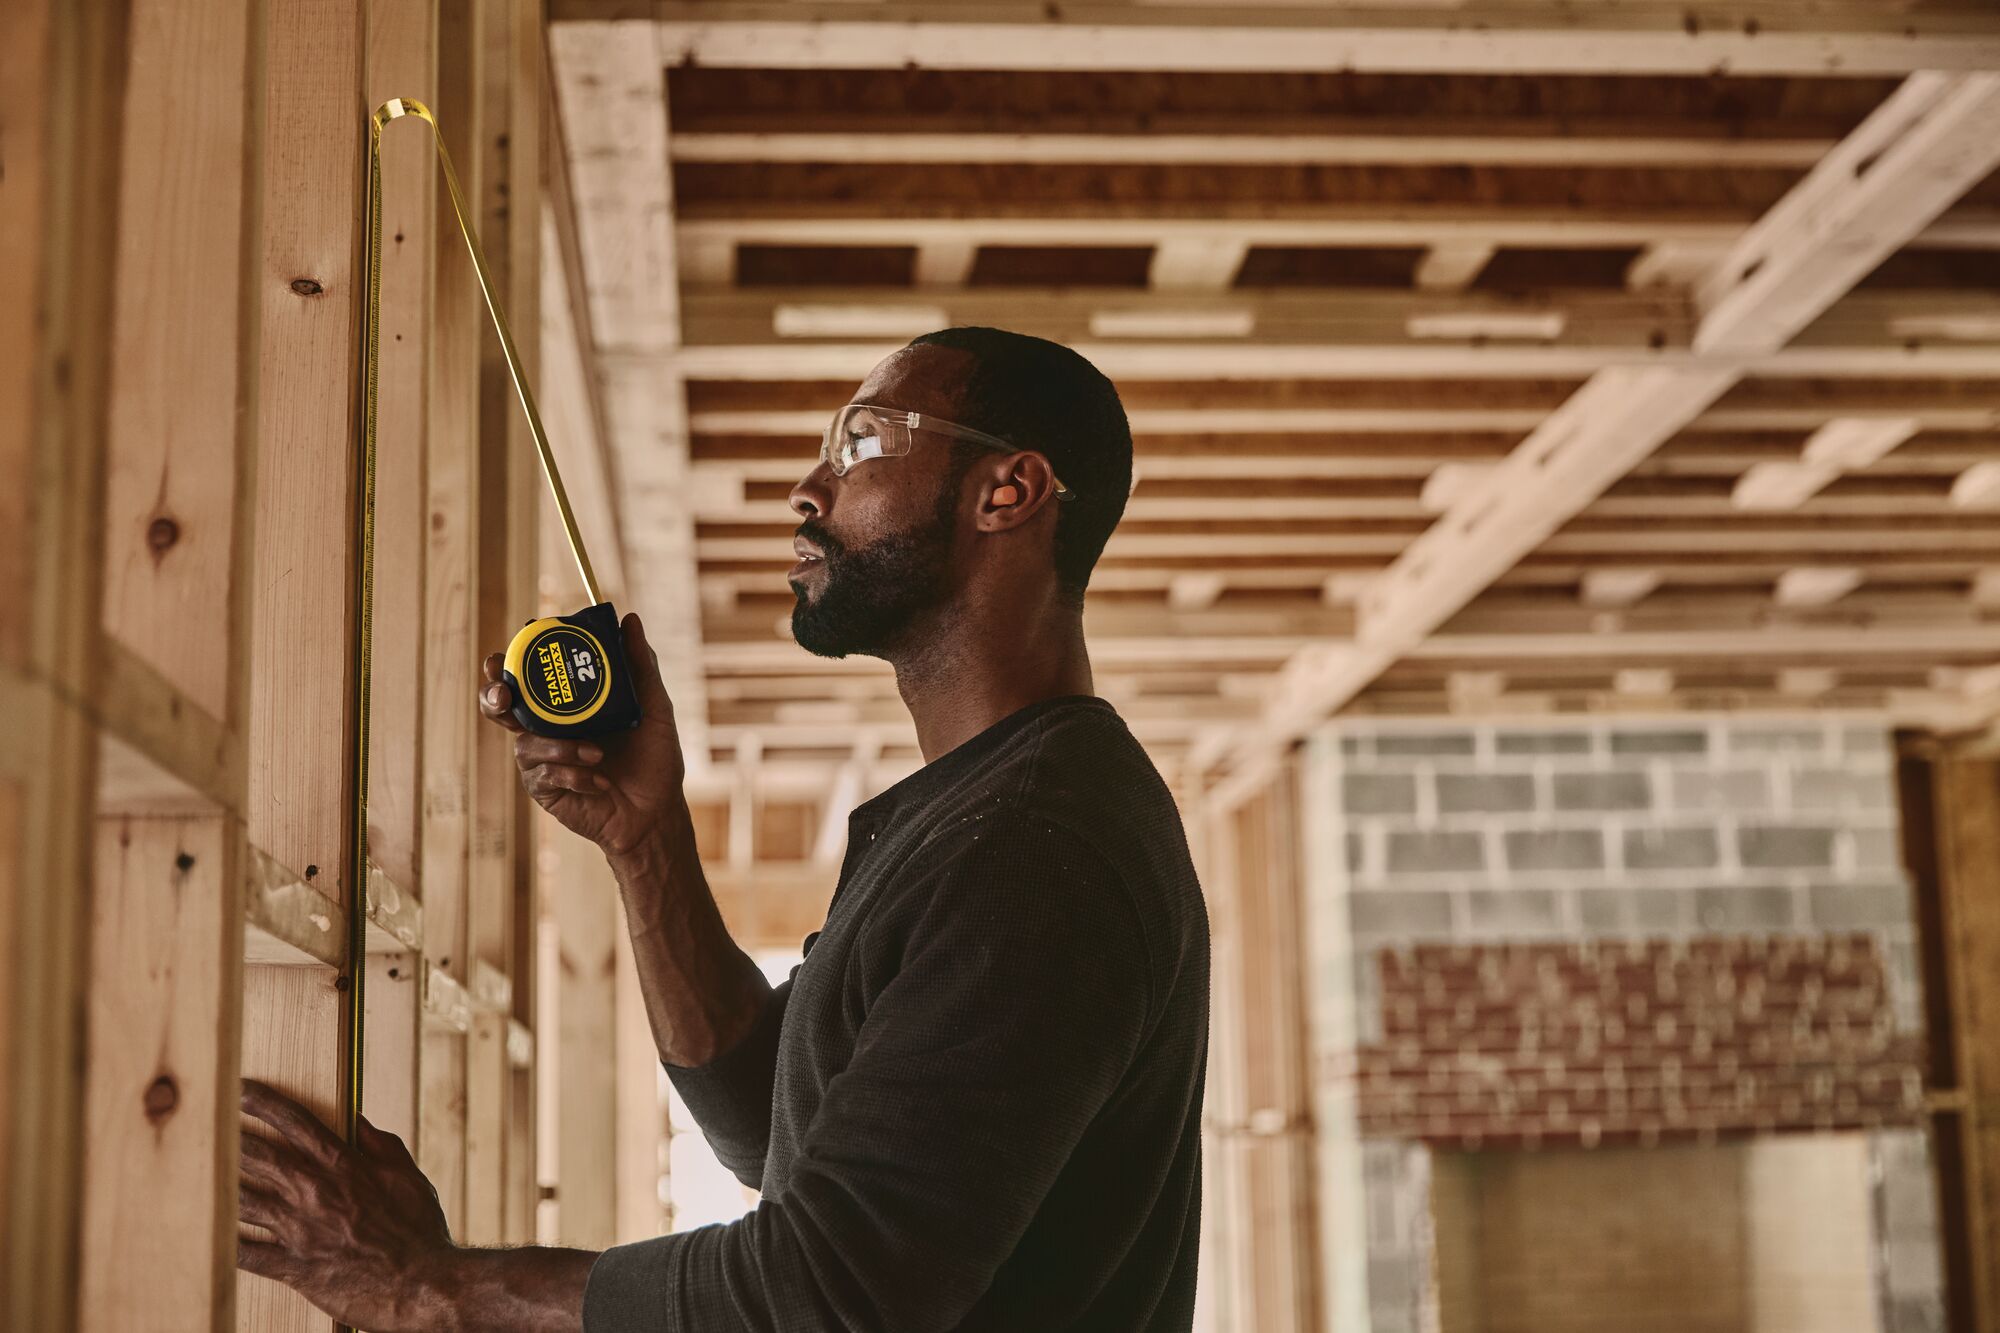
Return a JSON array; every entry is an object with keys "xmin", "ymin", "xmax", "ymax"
[
  {"xmin": 1436, "ymin": 772, "xmax": 1535, "ymax": 814},
  {"xmin": 1346, "ymin": 830, "xmax": 1366, "ymax": 872},
  {"xmin": 1853, "ymin": 825, "xmax": 1905, "ymax": 871},
  {"xmin": 1339, "ymin": 734, "xmax": 1364, "ymax": 756},
  {"xmin": 1789, "ymin": 765, "xmax": 1890, "ymax": 812},
  {"xmin": 1808, "ymin": 881, "xmax": 1913, "ymax": 929},
  {"xmin": 1495, "ymin": 729, "xmax": 1593, "ymax": 756},
  {"xmin": 1374, "ymin": 731, "xmax": 1476, "ymax": 757},
  {"xmin": 1349, "ymin": 889, "xmax": 1455, "ymax": 941},
  {"xmin": 1464, "ymin": 888, "xmax": 1564, "ymax": 936},
  {"xmin": 1342, "ymin": 772, "xmax": 1418, "ymax": 815},
  {"xmin": 1576, "ymin": 888, "xmax": 1692, "ymax": 935},
  {"xmin": 1577, "ymin": 889, "xmax": 1633, "ymax": 933},
  {"xmin": 1841, "ymin": 725, "xmax": 1893, "ymax": 762},
  {"xmin": 1731, "ymin": 724, "xmax": 1826, "ymax": 755},
  {"xmin": 1553, "ymin": 770, "xmax": 1651, "ymax": 811},
  {"xmin": 1694, "ymin": 885, "xmax": 1797, "ymax": 931},
  {"xmin": 1739, "ymin": 824, "xmax": 1838, "ymax": 869},
  {"xmin": 1386, "ymin": 830, "xmax": 1485, "ymax": 874},
  {"xmin": 1504, "ymin": 828, "xmax": 1604, "ymax": 872},
  {"xmin": 1631, "ymin": 888, "xmax": 1693, "ymax": 934},
  {"xmin": 1624, "ymin": 826, "xmax": 1720, "ymax": 871},
  {"xmin": 1610, "ymin": 728, "xmax": 1707, "ymax": 756},
  {"xmin": 1670, "ymin": 768, "xmax": 1770, "ymax": 813}
]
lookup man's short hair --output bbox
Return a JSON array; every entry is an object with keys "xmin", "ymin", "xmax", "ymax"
[{"xmin": 906, "ymin": 326, "xmax": 1133, "ymax": 603}]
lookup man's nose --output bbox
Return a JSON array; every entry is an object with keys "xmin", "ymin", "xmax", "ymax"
[{"xmin": 790, "ymin": 464, "xmax": 832, "ymax": 520}]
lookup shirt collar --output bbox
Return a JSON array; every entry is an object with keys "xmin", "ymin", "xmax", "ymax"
[{"xmin": 847, "ymin": 694, "xmax": 1111, "ymax": 834}]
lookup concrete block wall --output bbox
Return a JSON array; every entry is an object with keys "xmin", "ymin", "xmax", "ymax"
[{"xmin": 1300, "ymin": 715, "xmax": 1942, "ymax": 1333}]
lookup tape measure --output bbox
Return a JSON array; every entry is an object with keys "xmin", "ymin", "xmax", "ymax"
[
  {"xmin": 345, "ymin": 99, "xmax": 638, "ymax": 1315},
  {"xmin": 370, "ymin": 97, "xmax": 640, "ymax": 744}
]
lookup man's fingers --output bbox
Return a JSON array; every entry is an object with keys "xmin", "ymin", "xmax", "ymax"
[
  {"xmin": 514, "ymin": 734, "xmax": 603, "ymax": 769},
  {"xmin": 236, "ymin": 1236, "xmax": 294, "ymax": 1282},
  {"xmin": 240, "ymin": 1079, "xmax": 345, "ymax": 1167},
  {"xmin": 239, "ymin": 1129, "xmax": 312, "ymax": 1189},
  {"xmin": 479, "ymin": 654, "xmax": 525, "ymax": 733},
  {"xmin": 239, "ymin": 1181, "xmax": 289, "ymax": 1234},
  {"xmin": 524, "ymin": 763, "xmax": 609, "ymax": 799}
]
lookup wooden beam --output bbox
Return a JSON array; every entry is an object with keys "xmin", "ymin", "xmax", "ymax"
[
  {"xmin": 1774, "ymin": 566, "xmax": 1864, "ymax": 607},
  {"xmin": 1226, "ymin": 74, "xmax": 2000, "ymax": 786},
  {"xmin": 663, "ymin": 337, "xmax": 2000, "ymax": 384},
  {"xmin": 240, "ymin": 1, "xmax": 367, "ymax": 1326},
  {"xmin": 676, "ymin": 211, "xmax": 2000, "ymax": 254},
  {"xmin": 670, "ymin": 130, "xmax": 1838, "ymax": 170},
  {"xmin": 621, "ymin": 3, "xmax": 2000, "ymax": 77},
  {"xmin": 1413, "ymin": 243, "xmax": 1495, "ymax": 294},
  {"xmin": 1697, "ymin": 74, "xmax": 2000, "ymax": 354},
  {"xmin": 364, "ymin": 0, "xmax": 436, "ymax": 916},
  {"xmin": 74, "ymin": 2, "xmax": 264, "ymax": 1326},
  {"xmin": 1150, "ymin": 238, "xmax": 1248, "ymax": 293},
  {"xmin": 1896, "ymin": 743, "xmax": 2000, "ymax": 1333},
  {"xmin": 0, "ymin": 8, "xmax": 128, "ymax": 1324},
  {"xmin": 913, "ymin": 240, "xmax": 978, "ymax": 289}
]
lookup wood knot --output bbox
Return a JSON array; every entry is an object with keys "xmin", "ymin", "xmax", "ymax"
[
  {"xmin": 334, "ymin": 974, "xmax": 351, "ymax": 992},
  {"xmin": 304, "ymin": 864, "xmax": 319, "ymax": 880},
  {"xmin": 290, "ymin": 277, "xmax": 324, "ymax": 297},
  {"xmin": 174, "ymin": 851, "xmax": 195, "ymax": 873},
  {"xmin": 146, "ymin": 515, "xmax": 179, "ymax": 555},
  {"xmin": 143, "ymin": 1074, "xmax": 178, "ymax": 1124}
]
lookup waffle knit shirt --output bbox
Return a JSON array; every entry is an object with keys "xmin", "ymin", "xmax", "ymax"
[{"xmin": 582, "ymin": 694, "xmax": 1211, "ymax": 1331}]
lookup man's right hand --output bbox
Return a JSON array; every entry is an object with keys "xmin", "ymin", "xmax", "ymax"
[{"xmin": 478, "ymin": 612, "xmax": 687, "ymax": 858}]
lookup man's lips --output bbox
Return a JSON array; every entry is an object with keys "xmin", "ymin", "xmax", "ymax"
[{"xmin": 790, "ymin": 534, "xmax": 827, "ymax": 580}]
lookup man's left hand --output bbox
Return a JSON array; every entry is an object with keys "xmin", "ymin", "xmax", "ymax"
[{"xmin": 237, "ymin": 1078, "xmax": 460, "ymax": 1333}]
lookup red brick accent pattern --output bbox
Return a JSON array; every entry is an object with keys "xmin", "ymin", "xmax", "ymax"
[{"xmin": 1345, "ymin": 935, "xmax": 1924, "ymax": 1150}]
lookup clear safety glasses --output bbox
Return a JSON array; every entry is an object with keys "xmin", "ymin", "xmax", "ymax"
[{"xmin": 820, "ymin": 403, "xmax": 1074, "ymax": 501}]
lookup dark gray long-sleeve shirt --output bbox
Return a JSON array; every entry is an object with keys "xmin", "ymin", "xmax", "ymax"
[{"xmin": 582, "ymin": 695, "xmax": 1210, "ymax": 1331}]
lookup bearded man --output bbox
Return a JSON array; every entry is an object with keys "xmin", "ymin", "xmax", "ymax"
[{"xmin": 237, "ymin": 327, "xmax": 1212, "ymax": 1333}]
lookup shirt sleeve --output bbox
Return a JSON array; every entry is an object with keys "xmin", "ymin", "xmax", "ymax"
[
  {"xmin": 583, "ymin": 809, "xmax": 1153, "ymax": 1333},
  {"xmin": 663, "ymin": 975, "xmax": 794, "ymax": 1190}
]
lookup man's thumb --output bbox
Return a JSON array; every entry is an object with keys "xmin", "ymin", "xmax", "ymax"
[{"xmin": 623, "ymin": 613, "xmax": 674, "ymax": 715}]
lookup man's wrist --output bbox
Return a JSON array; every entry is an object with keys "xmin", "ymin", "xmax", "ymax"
[{"xmin": 405, "ymin": 1244, "xmax": 476, "ymax": 1333}]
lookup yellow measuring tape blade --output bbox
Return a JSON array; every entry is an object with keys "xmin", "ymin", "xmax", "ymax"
[{"xmin": 345, "ymin": 98, "xmax": 599, "ymax": 1260}]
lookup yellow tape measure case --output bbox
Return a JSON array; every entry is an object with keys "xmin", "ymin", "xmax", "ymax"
[{"xmin": 502, "ymin": 602, "xmax": 641, "ymax": 737}]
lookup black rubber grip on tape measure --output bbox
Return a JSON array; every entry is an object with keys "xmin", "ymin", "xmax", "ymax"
[{"xmin": 501, "ymin": 601, "xmax": 642, "ymax": 738}]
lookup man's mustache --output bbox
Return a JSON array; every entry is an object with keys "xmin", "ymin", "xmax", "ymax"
[{"xmin": 796, "ymin": 522, "xmax": 845, "ymax": 561}]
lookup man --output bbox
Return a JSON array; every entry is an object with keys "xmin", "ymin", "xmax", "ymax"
[{"xmin": 238, "ymin": 327, "xmax": 1212, "ymax": 1331}]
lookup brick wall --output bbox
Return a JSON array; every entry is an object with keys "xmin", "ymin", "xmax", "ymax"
[{"xmin": 1300, "ymin": 716, "xmax": 1943, "ymax": 1333}]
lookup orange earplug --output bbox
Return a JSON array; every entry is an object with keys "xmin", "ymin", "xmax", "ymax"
[{"xmin": 993, "ymin": 484, "xmax": 1020, "ymax": 506}]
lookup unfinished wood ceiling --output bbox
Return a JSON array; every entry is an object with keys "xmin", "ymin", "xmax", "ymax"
[{"xmin": 546, "ymin": 4, "xmax": 2000, "ymax": 812}]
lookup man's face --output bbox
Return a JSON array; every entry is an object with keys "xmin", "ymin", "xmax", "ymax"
[{"xmin": 787, "ymin": 346, "xmax": 975, "ymax": 659}]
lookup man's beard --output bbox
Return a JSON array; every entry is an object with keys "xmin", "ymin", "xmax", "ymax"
[{"xmin": 789, "ymin": 485, "xmax": 957, "ymax": 659}]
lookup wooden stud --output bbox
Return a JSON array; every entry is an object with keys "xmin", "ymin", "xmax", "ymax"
[
  {"xmin": 237, "ymin": 966, "xmax": 346, "ymax": 1331},
  {"xmin": 2, "ymin": 0, "xmax": 156, "ymax": 1325},
  {"xmin": 362, "ymin": 0, "xmax": 438, "ymax": 898}
]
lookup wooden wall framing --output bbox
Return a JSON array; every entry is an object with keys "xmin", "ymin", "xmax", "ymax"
[
  {"xmin": 1, "ymin": 0, "xmax": 574, "ymax": 1326},
  {"xmin": 1896, "ymin": 736, "xmax": 2000, "ymax": 1333},
  {"xmin": 1193, "ymin": 770, "xmax": 1321, "ymax": 1333}
]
